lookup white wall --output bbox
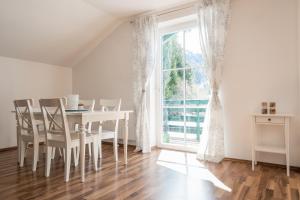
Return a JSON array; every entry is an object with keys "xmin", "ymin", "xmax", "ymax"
[
  {"xmin": 73, "ymin": 0, "xmax": 300, "ymax": 165},
  {"xmin": 0, "ymin": 56, "xmax": 72, "ymax": 149},
  {"xmin": 223, "ymin": 0, "xmax": 299, "ymax": 166},
  {"xmin": 73, "ymin": 23, "xmax": 136, "ymax": 142}
]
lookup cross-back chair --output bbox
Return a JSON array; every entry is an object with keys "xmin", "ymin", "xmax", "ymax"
[
  {"xmin": 50, "ymin": 96, "xmax": 72, "ymax": 160},
  {"xmin": 40, "ymin": 98, "xmax": 98, "ymax": 182},
  {"xmin": 98, "ymin": 99, "xmax": 121, "ymax": 161},
  {"xmin": 14, "ymin": 99, "xmax": 45, "ymax": 172},
  {"xmin": 40, "ymin": 98, "xmax": 79, "ymax": 182}
]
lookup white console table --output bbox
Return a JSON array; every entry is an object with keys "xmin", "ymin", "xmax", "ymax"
[{"xmin": 251, "ymin": 114, "xmax": 292, "ymax": 176}]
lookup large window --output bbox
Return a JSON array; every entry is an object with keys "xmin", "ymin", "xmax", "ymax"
[{"xmin": 159, "ymin": 24, "xmax": 209, "ymax": 150}]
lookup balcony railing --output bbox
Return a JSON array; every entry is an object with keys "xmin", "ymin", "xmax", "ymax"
[{"xmin": 163, "ymin": 99, "xmax": 209, "ymax": 145}]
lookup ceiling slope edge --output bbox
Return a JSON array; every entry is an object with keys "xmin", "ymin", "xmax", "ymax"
[{"xmin": 70, "ymin": 18, "xmax": 127, "ymax": 68}]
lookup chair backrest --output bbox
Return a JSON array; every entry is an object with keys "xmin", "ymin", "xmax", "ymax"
[
  {"xmin": 79, "ymin": 99, "xmax": 95, "ymax": 111},
  {"xmin": 39, "ymin": 98, "xmax": 71, "ymax": 145},
  {"xmin": 99, "ymin": 99, "xmax": 122, "ymax": 133},
  {"xmin": 14, "ymin": 99, "xmax": 38, "ymax": 137},
  {"xmin": 79, "ymin": 99, "xmax": 95, "ymax": 132},
  {"xmin": 100, "ymin": 99, "xmax": 121, "ymax": 112},
  {"xmin": 62, "ymin": 97, "xmax": 67, "ymax": 107}
]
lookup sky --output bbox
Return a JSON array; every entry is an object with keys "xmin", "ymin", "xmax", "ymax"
[{"xmin": 177, "ymin": 27, "xmax": 202, "ymax": 54}]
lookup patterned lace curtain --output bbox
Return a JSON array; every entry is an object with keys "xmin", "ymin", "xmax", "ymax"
[
  {"xmin": 196, "ymin": 0, "xmax": 231, "ymax": 162},
  {"xmin": 132, "ymin": 15, "xmax": 157, "ymax": 153}
]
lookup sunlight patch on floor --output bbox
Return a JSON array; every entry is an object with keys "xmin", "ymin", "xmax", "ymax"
[{"xmin": 157, "ymin": 150, "xmax": 232, "ymax": 192}]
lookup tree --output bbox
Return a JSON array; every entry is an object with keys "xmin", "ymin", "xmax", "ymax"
[{"xmin": 162, "ymin": 33, "xmax": 192, "ymax": 100}]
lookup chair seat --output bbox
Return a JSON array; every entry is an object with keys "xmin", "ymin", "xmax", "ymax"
[
  {"xmin": 21, "ymin": 131, "xmax": 46, "ymax": 142},
  {"xmin": 102, "ymin": 130, "xmax": 116, "ymax": 139},
  {"xmin": 38, "ymin": 133, "xmax": 46, "ymax": 142},
  {"xmin": 71, "ymin": 132, "xmax": 80, "ymax": 140},
  {"xmin": 47, "ymin": 131, "xmax": 79, "ymax": 142},
  {"xmin": 70, "ymin": 131, "xmax": 98, "ymax": 143},
  {"xmin": 36, "ymin": 122, "xmax": 44, "ymax": 127},
  {"xmin": 89, "ymin": 129, "xmax": 116, "ymax": 139}
]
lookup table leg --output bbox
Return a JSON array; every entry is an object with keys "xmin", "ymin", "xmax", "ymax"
[
  {"xmin": 93, "ymin": 135, "xmax": 99, "ymax": 171},
  {"xmin": 99, "ymin": 121, "xmax": 103, "ymax": 159},
  {"xmin": 251, "ymin": 116, "xmax": 255, "ymax": 171},
  {"xmin": 80, "ymin": 123, "xmax": 86, "ymax": 182},
  {"xmin": 123, "ymin": 114, "xmax": 129, "ymax": 165},
  {"xmin": 285, "ymin": 117, "xmax": 290, "ymax": 176},
  {"xmin": 17, "ymin": 125, "xmax": 20, "ymax": 164}
]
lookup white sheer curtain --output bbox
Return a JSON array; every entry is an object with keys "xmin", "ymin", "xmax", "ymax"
[
  {"xmin": 132, "ymin": 15, "xmax": 157, "ymax": 153},
  {"xmin": 196, "ymin": 0, "xmax": 231, "ymax": 162}
]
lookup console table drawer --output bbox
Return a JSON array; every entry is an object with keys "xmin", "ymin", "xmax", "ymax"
[{"xmin": 255, "ymin": 116, "xmax": 284, "ymax": 124}]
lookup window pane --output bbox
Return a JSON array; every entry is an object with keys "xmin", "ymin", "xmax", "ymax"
[
  {"xmin": 163, "ymin": 108, "xmax": 185, "ymax": 144},
  {"xmin": 185, "ymin": 106, "xmax": 206, "ymax": 144},
  {"xmin": 185, "ymin": 68, "xmax": 209, "ymax": 100},
  {"xmin": 163, "ymin": 69, "xmax": 184, "ymax": 106},
  {"xmin": 185, "ymin": 28, "xmax": 203, "ymax": 68},
  {"xmin": 162, "ymin": 31, "xmax": 184, "ymax": 69},
  {"xmin": 185, "ymin": 67, "xmax": 209, "ymax": 145},
  {"xmin": 161, "ymin": 25, "xmax": 209, "ymax": 148}
]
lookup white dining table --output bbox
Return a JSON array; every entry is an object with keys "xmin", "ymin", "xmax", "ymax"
[{"xmin": 14, "ymin": 109, "xmax": 133, "ymax": 182}]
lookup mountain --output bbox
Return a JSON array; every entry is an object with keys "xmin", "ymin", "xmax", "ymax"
[{"xmin": 185, "ymin": 51, "xmax": 203, "ymax": 67}]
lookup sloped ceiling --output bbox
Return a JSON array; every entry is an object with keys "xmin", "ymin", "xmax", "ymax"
[{"xmin": 0, "ymin": 0, "xmax": 194, "ymax": 67}]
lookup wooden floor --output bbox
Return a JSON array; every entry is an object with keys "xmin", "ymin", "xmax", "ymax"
[{"xmin": 0, "ymin": 144, "xmax": 299, "ymax": 200}]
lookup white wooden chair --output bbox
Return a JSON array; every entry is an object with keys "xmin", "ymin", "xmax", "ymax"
[
  {"xmin": 97, "ymin": 99, "xmax": 121, "ymax": 161},
  {"xmin": 62, "ymin": 97, "xmax": 67, "ymax": 107},
  {"xmin": 74, "ymin": 99, "xmax": 95, "ymax": 161},
  {"xmin": 52, "ymin": 99, "xmax": 96, "ymax": 165},
  {"xmin": 39, "ymin": 98, "xmax": 98, "ymax": 182},
  {"xmin": 51, "ymin": 96, "xmax": 80, "ymax": 161},
  {"xmin": 14, "ymin": 99, "xmax": 45, "ymax": 172},
  {"xmin": 50, "ymin": 96, "xmax": 67, "ymax": 160}
]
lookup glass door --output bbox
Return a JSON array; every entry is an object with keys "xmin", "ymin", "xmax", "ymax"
[{"xmin": 159, "ymin": 25, "xmax": 209, "ymax": 151}]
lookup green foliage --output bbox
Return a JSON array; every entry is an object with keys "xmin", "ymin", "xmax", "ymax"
[{"xmin": 162, "ymin": 33, "xmax": 192, "ymax": 100}]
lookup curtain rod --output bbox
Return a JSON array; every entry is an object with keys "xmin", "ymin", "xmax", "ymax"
[
  {"xmin": 157, "ymin": 4, "xmax": 196, "ymax": 16},
  {"xmin": 130, "ymin": 1, "xmax": 198, "ymax": 23}
]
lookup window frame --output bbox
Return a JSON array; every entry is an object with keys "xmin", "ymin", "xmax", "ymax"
[{"xmin": 155, "ymin": 18, "xmax": 205, "ymax": 153}]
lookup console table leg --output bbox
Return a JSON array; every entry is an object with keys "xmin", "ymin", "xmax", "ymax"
[
  {"xmin": 285, "ymin": 117, "xmax": 290, "ymax": 176},
  {"xmin": 251, "ymin": 116, "xmax": 256, "ymax": 171}
]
